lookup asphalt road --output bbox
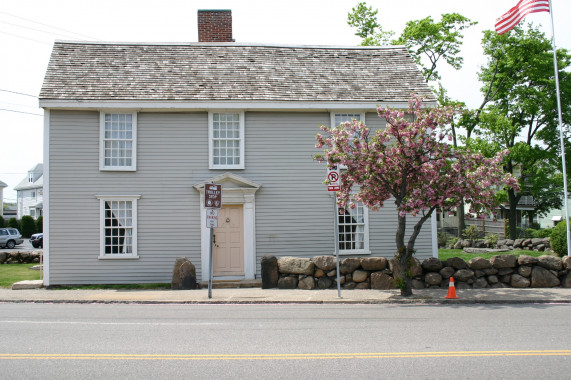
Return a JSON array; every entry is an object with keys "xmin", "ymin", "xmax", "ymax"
[{"xmin": 0, "ymin": 303, "xmax": 569, "ymax": 379}]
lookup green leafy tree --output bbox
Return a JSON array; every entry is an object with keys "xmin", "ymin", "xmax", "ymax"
[
  {"xmin": 468, "ymin": 25, "xmax": 571, "ymax": 239},
  {"xmin": 20, "ymin": 215, "xmax": 36, "ymax": 238},
  {"xmin": 347, "ymin": 2, "xmax": 476, "ymax": 82}
]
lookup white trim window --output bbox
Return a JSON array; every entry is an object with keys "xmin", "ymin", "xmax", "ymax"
[
  {"xmin": 337, "ymin": 200, "xmax": 370, "ymax": 255},
  {"xmin": 331, "ymin": 112, "xmax": 365, "ymax": 129},
  {"xmin": 209, "ymin": 112, "xmax": 245, "ymax": 169},
  {"xmin": 100, "ymin": 112, "xmax": 137, "ymax": 171},
  {"xmin": 97, "ymin": 195, "xmax": 140, "ymax": 259}
]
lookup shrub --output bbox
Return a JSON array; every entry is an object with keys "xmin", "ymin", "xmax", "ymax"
[
  {"xmin": 0, "ymin": 215, "xmax": 4, "ymax": 227},
  {"xmin": 463, "ymin": 225, "xmax": 480, "ymax": 245},
  {"xmin": 437, "ymin": 232, "xmax": 448, "ymax": 248},
  {"xmin": 522, "ymin": 228, "xmax": 537, "ymax": 238},
  {"xmin": 8, "ymin": 217, "xmax": 19, "ymax": 229},
  {"xmin": 36, "ymin": 216, "xmax": 43, "ymax": 233},
  {"xmin": 486, "ymin": 233, "xmax": 499, "ymax": 247},
  {"xmin": 532, "ymin": 228, "xmax": 552, "ymax": 238},
  {"xmin": 551, "ymin": 221, "xmax": 568, "ymax": 257},
  {"xmin": 20, "ymin": 215, "xmax": 36, "ymax": 238}
]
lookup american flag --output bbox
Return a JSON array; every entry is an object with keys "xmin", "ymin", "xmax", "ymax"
[{"xmin": 495, "ymin": 0, "xmax": 550, "ymax": 34}]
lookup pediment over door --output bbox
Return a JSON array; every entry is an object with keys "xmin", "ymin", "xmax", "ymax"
[{"xmin": 193, "ymin": 172, "xmax": 262, "ymax": 204}]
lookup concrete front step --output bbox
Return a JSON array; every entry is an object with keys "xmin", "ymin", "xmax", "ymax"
[
  {"xmin": 12, "ymin": 280, "xmax": 44, "ymax": 290},
  {"xmin": 198, "ymin": 279, "xmax": 261, "ymax": 289}
]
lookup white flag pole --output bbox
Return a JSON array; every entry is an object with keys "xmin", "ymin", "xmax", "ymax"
[{"xmin": 548, "ymin": 0, "xmax": 571, "ymax": 256}]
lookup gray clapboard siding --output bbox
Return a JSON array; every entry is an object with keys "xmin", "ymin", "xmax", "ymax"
[{"xmin": 48, "ymin": 110, "xmax": 433, "ymax": 284}]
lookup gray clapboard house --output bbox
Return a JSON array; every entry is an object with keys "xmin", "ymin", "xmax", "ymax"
[{"xmin": 39, "ymin": 10, "xmax": 437, "ymax": 286}]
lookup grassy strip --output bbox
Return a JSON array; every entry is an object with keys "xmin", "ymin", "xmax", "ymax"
[
  {"xmin": 438, "ymin": 249, "xmax": 556, "ymax": 262},
  {"xmin": 0, "ymin": 264, "xmax": 41, "ymax": 288}
]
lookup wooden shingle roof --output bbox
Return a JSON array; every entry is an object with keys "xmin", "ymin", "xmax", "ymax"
[{"xmin": 40, "ymin": 42, "xmax": 435, "ymax": 103}]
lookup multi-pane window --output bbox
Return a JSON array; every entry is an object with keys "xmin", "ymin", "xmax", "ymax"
[
  {"xmin": 334, "ymin": 113, "xmax": 362, "ymax": 126},
  {"xmin": 209, "ymin": 112, "xmax": 244, "ymax": 169},
  {"xmin": 97, "ymin": 196, "xmax": 139, "ymax": 258},
  {"xmin": 337, "ymin": 200, "xmax": 369, "ymax": 254},
  {"xmin": 100, "ymin": 112, "xmax": 137, "ymax": 170}
]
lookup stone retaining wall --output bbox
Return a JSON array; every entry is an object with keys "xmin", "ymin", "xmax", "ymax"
[
  {"xmin": 261, "ymin": 254, "xmax": 571, "ymax": 290},
  {"xmin": 0, "ymin": 250, "xmax": 43, "ymax": 264}
]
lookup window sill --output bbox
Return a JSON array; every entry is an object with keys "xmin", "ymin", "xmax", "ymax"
[
  {"xmin": 337, "ymin": 250, "xmax": 371, "ymax": 256},
  {"xmin": 98, "ymin": 255, "xmax": 139, "ymax": 260},
  {"xmin": 100, "ymin": 167, "xmax": 137, "ymax": 172}
]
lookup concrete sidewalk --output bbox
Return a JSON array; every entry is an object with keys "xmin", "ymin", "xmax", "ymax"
[{"xmin": 2, "ymin": 285, "xmax": 571, "ymax": 304}]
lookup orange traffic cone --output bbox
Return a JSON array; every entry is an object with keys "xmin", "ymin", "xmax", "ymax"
[{"xmin": 445, "ymin": 276, "xmax": 458, "ymax": 299}]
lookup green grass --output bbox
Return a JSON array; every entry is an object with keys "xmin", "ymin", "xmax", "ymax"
[
  {"xmin": 438, "ymin": 249, "xmax": 556, "ymax": 262},
  {"xmin": 0, "ymin": 264, "xmax": 41, "ymax": 288}
]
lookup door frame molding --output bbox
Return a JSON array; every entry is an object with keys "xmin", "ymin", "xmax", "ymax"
[{"xmin": 194, "ymin": 173, "xmax": 262, "ymax": 281}]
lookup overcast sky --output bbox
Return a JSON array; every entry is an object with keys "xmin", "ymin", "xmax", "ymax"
[{"xmin": 1, "ymin": 0, "xmax": 569, "ymax": 203}]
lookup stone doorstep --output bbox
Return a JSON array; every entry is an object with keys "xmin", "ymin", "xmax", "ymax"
[
  {"xmin": 198, "ymin": 279, "xmax": 262, "ymax": 289},
  {"xmin": 12, "ymin": 280, "xmax": 44, "ymax": 290}
]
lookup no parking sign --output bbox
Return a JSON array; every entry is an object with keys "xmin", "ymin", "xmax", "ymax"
[{"xmin": 327, "ymin": 164, "xmax": 340, "ymax": 192}]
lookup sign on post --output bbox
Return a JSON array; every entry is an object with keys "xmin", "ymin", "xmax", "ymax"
[
  {"xmin": 327, "ymin": 164, "xmax": 340, "ymax": 192},
  {"xmin": 205, "ymin": 183, "xmax": 222, "ymax": 208},
  {"xmin": 206, "ymin": 209, "xmax": 218, "ymax": 228}
]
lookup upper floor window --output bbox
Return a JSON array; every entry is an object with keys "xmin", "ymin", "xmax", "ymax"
[
  {"xmin": 209, "ymin": 112, "xmax": 245, "ymax": 169},
  {"xmin": 100, "ymin": 112, "xmax": 137, "ymax": 171},
  {"xmin": 333, "ymin": 113, "xmax": 364, "ymax": 127},
  {"xmin": 28, "ymin": 173, "xmax": 33, "ymax": 182}
]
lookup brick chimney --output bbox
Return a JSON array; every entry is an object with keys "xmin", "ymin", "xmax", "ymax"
[{"xmin": 198, "ymin": 9, "xmax": 234, "ymax": 42}]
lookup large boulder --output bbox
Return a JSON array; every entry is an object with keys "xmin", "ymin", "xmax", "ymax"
[
  {"xmin": 511, "ymin": 274, "xmax": 531, "ymax": 288},
  {"xmin": 421, "ymin": 257, "xmax": 443, "ymax": 272},
  {"xmin": 424, "ymin": 272, "xmax": 443, "ymax": 286},
  {"xmin": 171, "ymin": 258, "xmax": 197, "ymax": 290},
  {"xmin": 298, "ymin": 276, "xmax": 316, "ymax": 290},
  {"xmin": 537, "ymin": 255, "xmax": 563, "ymax": 271},
  {"xmin": 453, "ymin": 269, "xmax": 475, "ymax": 282},
  {"xmin": 518, "ymin": 255, "xmax": 539, "ymax": 266},
  {"xmin": 278, "ymin": 276, "xmax": 298, "ymax": 289},
  {"xmin": 261, "ymin": 255, "xmax": 279, "ymax": 289},
  {"xmin": 317, "ymin": 277, "xmax": 333, "ymax": 289},
  {"xmin": 352, "ymin": 270, "xmax": 369, "ymax": 283},
  {"xmin": 531, "ymin": 266, "xmax": 560, "ymax": 288},
  {"xmin": 563, "ymin": 256, "xmax": 571, "ymax": 270},
  {"xmin": 360, "ymin": 257, "xmax": 387, "ymax": 271},
  {"xmin": 446, "ymin": 257, "xmax": 468, "ymax": 270},
  {"xmin": 468, "ymin": 257, "xmax": 492, "ymax": 270},
  {"xmin": 312, "ymin": 256, "xmax": 337, "ymax": 271},
  {"xmin": 370, "ymin": 272, "xmax": 396, "ymax": 290},
  {"xmin": 389, "ymin": 258, "xmax": 422, "ymax": 279},
  {"xmin": 278, "ymin": 257, "xmax": 315, "ymax": 275},
  {"xmin": 490, "ymin": 254, "xmax": 517, "ymax": 269},
  {"xmin": 340, "ymin": 257, "xmax": 361, "ymax": 274},
  {"xmin": 439, "ymin": 266, "xmax": 455, "ymax": 279}
]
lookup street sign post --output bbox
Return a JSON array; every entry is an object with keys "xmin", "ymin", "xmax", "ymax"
[
  {"xmin": 204, "ymin": 183, "xmax": 222, "ymax": 299},
  {"xmin": 325, "ymin": 164, "xmax": 342, "ymax": 298}
]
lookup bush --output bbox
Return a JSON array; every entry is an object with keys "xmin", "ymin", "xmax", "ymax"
[
  {"xmin": 437, "ymin": 232, "xmax": 448, "ymax": 248},
  {"xmin": 36, "ymin": 216, "xmax": 43, "ymax": 233},
  {"xmin": 522, "ymin": 228, "xmax": 537, "ymax": 238},
  {"xmin": 532, "ymin": 228, "xmax": 552, "ymax": 238},
  {"xmin": 463, "ymin": 225, "xmax": 480, "ymax": 245},
  {"xmin": 0, "ymin": 215, "xmax": 4, "ymax": 227},
  {"xmin": 8, "ymin": 217, "xmax": 19, "ymax": 229},
  {"xmin": 20, "ymin": 215, "xmax": 36, "ymax": 238},
  {"xmin": 551, "ymin": 221, "xmax": 568, "ymax": 257},
  {"xmin": 486, "ymin": 233, "xmax": 499, "ymax": 247}
]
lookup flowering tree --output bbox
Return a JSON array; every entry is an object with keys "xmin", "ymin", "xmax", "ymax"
[{"xmin": 315, "ymin": 95, "xmax": 518, "ymax": 296}]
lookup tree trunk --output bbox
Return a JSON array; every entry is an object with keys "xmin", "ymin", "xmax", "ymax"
[
  {"xmin": 457, "ymin": 201, "xmax": 466, "ymax": 238},
  {"xmin": 395, "ymin": 213, "xmax": 413, "ymax": 297},
  {"xmin": 508, "ymin": 188, "xmax": 520, "ymax": 239}
]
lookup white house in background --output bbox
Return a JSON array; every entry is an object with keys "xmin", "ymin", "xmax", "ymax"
[
  {"xmin": 0, "ymin": 180, "xmax": 6, "ymax": 217},
  {"xmin": 14, "ymin": 164, "xmax": 43, "ymax": 219}
]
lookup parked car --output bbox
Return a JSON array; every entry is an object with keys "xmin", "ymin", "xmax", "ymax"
[
  {"xmin": 0, "ymin": 228, "xmax": 24, "ymax": 249},
  {"xmin": 30, "ymin": 233, "xmax": 43, "ymax": 248}
]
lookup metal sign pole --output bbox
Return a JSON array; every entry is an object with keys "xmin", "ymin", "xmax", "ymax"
[
  {"xmin": 208, "ymin": 226, "xmax": 213, "ymax": 299},
  {"xmin": 333, "ymin": 192, "xmax": 342, "ymax": 298}
]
